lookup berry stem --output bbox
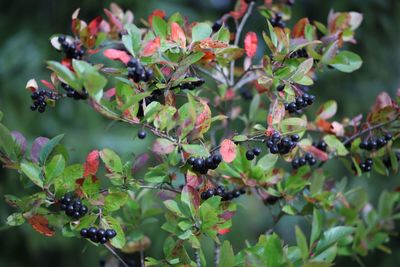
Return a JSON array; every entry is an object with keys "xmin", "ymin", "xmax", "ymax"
[{"xmin": 343, "ymin": 113, "xmax": 400, "ymax": 145}]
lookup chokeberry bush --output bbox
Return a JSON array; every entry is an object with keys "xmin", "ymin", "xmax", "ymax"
[{"xmin": 1, "ymin": 1, "xmax": 400, "ymax": 266}]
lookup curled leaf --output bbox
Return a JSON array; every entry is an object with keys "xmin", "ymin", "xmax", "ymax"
[
  {"xmin": 103, "ymin": 49, "xmax": 131, "ymax": 64},
  {"xmin": 28, "ymin": 215, "xmax": 55, "ymax": 237},
  {"xmin": 244, "ymin": 32, "xmax": 258, "ymax": 58}
]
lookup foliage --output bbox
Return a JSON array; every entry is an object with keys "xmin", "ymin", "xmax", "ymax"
[{"xmin": 1, "ymin": 1, "xmax": 400, "ymax": 266}]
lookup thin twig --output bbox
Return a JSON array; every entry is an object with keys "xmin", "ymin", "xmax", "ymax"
[
  {"xmin": 229, "ymin": 2, "xmax": 256, "ymax": 85},
  {"xmin": 139, "ymin": 184, "xmax": 181, "ymax": 194},
  {"xmin": 195, "ymin": 66, "xmax": 226, "ymax": 84},
  {"xmin": 104, "ymin": 244, "xmax": 130, "ymax": 267}
]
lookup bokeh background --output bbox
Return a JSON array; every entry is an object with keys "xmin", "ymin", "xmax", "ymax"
[{"xmin": 1, "ymin": 0, "xmax": 400, "ymax": 266}]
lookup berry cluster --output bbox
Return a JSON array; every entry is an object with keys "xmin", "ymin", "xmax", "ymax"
[
  {"xmin": 292, "ymin": 153, "xmax": 317, "ymax": 169},
  {"xmin": 127, "ymin": 58, "xmax": 153, "ymax": 83},
  {"xmin": 289, "ymin": 48, "xmax": 308, "ymax": 59},
  {"xmin": 200, "ymin": 186, "xmax": 245, "ymax": 202},
  {"xmin": 187, "ymin": 154, "xmax": 222, "ymax": 175},
  {"xmin": 61, "ymin": 83, "xmax": 88, "ymax": 100},
  {"xmin": 266, "ymin": 133, "xmax": 299, "ymax": 155},
  {"xmin": 359, "ymin": 133, "xmax": 392, "ymax": 151},
  {"xmin": 270, "ymin": 13, "xmax": 285, "ymax": 28},
  {"xmin": 356, "ymin": 158, "xmax": 374, "ymax": 173},
  {"xmin": 60, "ymin": 194, "xmax": 88, "ymax": 219},
  {"xmin": 246, "ymin": 147, "xmax": 262, "ymax": 160},
  {"xmin": 30, "ymin": 89, "xmax": 57, "ymax": 113},
  {"xmin": 58, "ymin": 36, "xmax": 85, "ymax": 59},
  {"xmin": 284, "ymin": 93, "xmax": 315, "ymax": 114},
  {"xmin": 80, "ymin": 227, "xmax": 117, "ymax": 244},
  {"xmin": 313, "ymin": 140, "xmax": 327, "ymax": 152}
]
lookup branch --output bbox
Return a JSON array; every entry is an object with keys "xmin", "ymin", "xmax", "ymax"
[
  {"xmin": 195, "ymin": 249, "xmax": 201, "ymax": 267},
  {"xmin": 343, "ymin": 113, "xmax": 400, "ymax": 145},
  {"xmin": 195, "ymin": 66, "xmax": 226, "ymax": 85},
  {"xmin": 104, "ymin": 244, "xmax": 130, "ymax": 267},
  {"xmin": 214, "ymin": 240, "xmax": 221, "ymax": 266},
  {"xmin": 229, "ymin": 1, "xmax": 256, "ymax": 85},
  {"xmin": 139, "ymin": 184, "xmax": 181, "ymax": 194}
]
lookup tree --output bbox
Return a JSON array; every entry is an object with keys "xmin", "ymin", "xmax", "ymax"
[{"xmin": 1, "ymin": 1, "xmax": 399, "ymax": 266}]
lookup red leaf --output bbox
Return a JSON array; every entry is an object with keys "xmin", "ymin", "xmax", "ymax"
[
  {"xmin": 372, "ymin": 92, "xmax": 394, "ymax": 112},
  {"xmin": 299, "ymin": 145, "xmax": 329, "ymax": 161},
  {"xmin": 219, "ymin": 211, "xmax": 235, "ymax": 220},
  {"xmin": 230, "ymin": 0, "xmax": 248, "ymax": 20},
  {"xmin": 61, "ymin": 58, "xmax": 73, "ymax": 71},
  {"xmin": 171, "ymin": 22, "xmax": 186, "ymax": 48},
  {"xmin": 83, "ymin": 150, "xmax": 100, "ymax": 177},
  {"xmin": 41, "ymin": 80, "xmax": 55, "ymax": 91},
  {"xmin": 28, "ymin": 215, "xmax": 55, "ymax": 237},
  {"xmin": 186, "ymin": 170, "xmax": 202, "ymax": 188},
  {"xmin": 148, "ymin": 9, "xmax": 166, "ymax": 26},
  {"xmin": 142, "ymin": 37, "xmax": 161, "ymax": 57},
  {"xmin": 244, "ymin": 32, "xmax": 258, "ymax": 58},
  {"xmin": 220, "ymin": 139, "xmax": 237, "ymax": 163},
  {"xmin": 132, "ymin": 153, "xmax": 149, "ymax": 173},
  {"xmin": 217, "ymin": 228, "xmax": 231, "ymax": 235},
  {"xmin": 103, "ymin": 49, "xmax": 131, "ymax": 64},
  {"xmin": 104, "ymin": 88, "xmax": 116, "ymax": 99},
  {"xmin": 330, "ymin": 121, "xmax": 344, "ymax": 136},
  {"xmin": 193, "ymin": 100, "xmax": 212, "ymax": 138},
  {"xmin": 182, "ymin": 185, "xmax": 200, "ymax": 211},
  {"xmin": 292, "ymin": 18, "xmax": 310, "ymax": 38},
  {"xmin": 88, "ymin": 16, "xmax": 103, "ymax": 36}
]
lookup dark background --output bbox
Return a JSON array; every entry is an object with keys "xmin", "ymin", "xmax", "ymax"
[{"xmin": 0, "ymin": 0, "xmax": 400, "ymax": 266}]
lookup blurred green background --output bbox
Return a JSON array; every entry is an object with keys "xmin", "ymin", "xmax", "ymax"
[{"xmin": 1, "ymin": 0, "xmax": 400, "ymax": 266}]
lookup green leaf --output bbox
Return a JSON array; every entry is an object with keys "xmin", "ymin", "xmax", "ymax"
[
  {"xmin": 47, "ymin": 61, "xmax": 81, "ymax": 90},
  {"xmin": 315, "ymin": 226, "xmax": 355, "ymax": 253},
  {"xmin": 72, "ymin": 60, "xmax": 107, "ymax": 101},
  {"xmin": 144, "ymin": 164, "xmax": 168, "ymax": 183},
  {"xmin": 218, "ymin": 240, "xmax": 235, "ymax": 267},
  {"xmin": 329, "ymin": 51, "xmax": 362, "ymax": 73},
  {"xmin": 122, "ymin": 24, "xmax": 142, "ymax": 55},
  {"xmin": 182, "ymin": 144, "xmax": 209, "ymax": 158},
  {"xmin": 102, "ymin": 216, "xmax": 126, "ymax": 249},
  {"xmin": 257, "ymin": 153, "xmax": 278, "ymax": 172},
  {"xmin": 295, "ymin": 226, "xmax": 309, "ymax": 261},
  {"xmin": 280, "ymin": 118, "xmax": 307, "ymax": 135},
  {"xmin": 310, "ymin": 208, "xmax": 323, "ymax": 246},
  {"xmin": 164, "ymin": 200, "xmax": 186, "ymax": 218},
  {"xmin": 44, "ymin": 154, "xmax": 65, "ymax": 184},
  {"xmin": 0, "ymin": 123, "xmax": 15, "ymax": 158},
  {"xmin": 39, "ymin": 134, "xmax": 64, "ymax": 164},
  {"xmin": 104, "ymin": 192, "xmax": 129, "ymax": 211},
  {"xmin": 55, "ymin": 164, "xmax": 83, "ymax": 195},
  {"xmin": 302, "ymin": 262, "xmax": 331, "ymax": 267},
  {"xmin": 323, "ymin": 135, "xmax": 348, "ymax": 156},
  {"xmin": 290, "ymin": 58, "xmax": 314, "ymax": 82},
  {"xmin": 316, "ymin": 100, "xmax": 337, "ymax": 121},
  {"xmin": 99, "ymin": 148, "xmax": 123, "ymax": 173},
  {"xmin": 264, "ymin": 234, "xmax": 285, "ymax": 267},
  {"xmin": 6, "ymin": 213, "xmax": 25, "ymax": 226},
  {"xmin": 20, "ymin": 161, "xmax": 43, "ymax": 188},
  {"xmin": 313, "ymin": 245, "xmax": 337, "ymax": 263},
  {"xmin": 249, "ymin": 94, "xmax": 260, "ymax": 121},
  {"xmin": 152, "ymin": 16, "xmax": 168, "ymax": 39},
  {"xmin": 192, "ymin": 23, "xmax": 212, "ymax": 42}
]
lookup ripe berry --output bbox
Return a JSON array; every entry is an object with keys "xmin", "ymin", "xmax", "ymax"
[
  {"xmin": 97, "ymin": 229, "xmax": 106, "ymax": 239},
  {"xmin": 308, "ymin": 157, "xmax": 317, "ymax": 166},
  {"xmin": 88, "ymin": 227, "xmax": 97, "ymax": 238},
  {"xmin": 291, "ymin": 134, "xmax": 300, "ymax": 142},
  {"xmin": 246, "ymin": 150, "xmax": 255, "ymax": 160},
  {"xmin": 99, "ymin": 237, "xmax": 108, "ymax": 244},
  {"xmin": 127, "ymin": 58, "xmax": 139, "ymax": 68},
  {"xmin": 233, "ymin": 190, "xmax": 241, "ymax": 198},
  {"xmin": 105, "ymin": 229, "xmax": 117, "ymax": 239},
  {"xmin": 212, "ymin": 20, "xmax": 222, "ymax": 32},
  {"xmin": 212, "ymin": 154, "xmax": 222, "ymax": 165},
  {"xmin": 271, "ymin": 132, "xmax": 281, "ymax": 142},
  {"xmin": 304, "ymin": 153, "xmax": 313, "ymax": 161},
  {"xmin": 137, "ymin": 130, "xmax": 147, "ymax": 139},
  {"xmin": 299, "ymin": 157, "xmax": 307, "ymax": 166},
  {"xmin": 276, "ymin": 84, "xmax": 285, "ymax": 92},
  {"xmin": 206, "ymin": 189, "xmax": 215, "ymax": 198},
  {"xmin": 90, "ymin": 235, "xmax": 99, "ymax": 243},
  {"xmin": 205, "ymin": 157, "xmax": 215, "ymax": 169},
  {"xmin": 201, "ymin": 191, "xmax": 208, "ymax": 200},
  {"xmin": 187, "ymin": 157, "xmax": 196, "ymax": 165},
  {"xmin": 384, "ymin": 133, "xmax": 392, "ymax": 141},
  {"xmin": 253, "ymin": 147, "xmax": 261, "ymax": 156},
  {"xmin": 58, "ymin": 35, "xmax": 66, "ymax": 44},
  {"xmin": 193, "ymin": 158, "xmax": 205, "ymax": 170},
  {"xmin": 80, "ymin": 228, "xmax": 88, "ymax": 238}
]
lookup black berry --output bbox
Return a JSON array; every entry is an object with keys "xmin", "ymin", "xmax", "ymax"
[
  {"xmin": 138, "ymin": 130, "xmax": 147, "ymax": 139},
  {"xmin": 246, "ymin": 150, "xmax": 255, "ymax": 160}
]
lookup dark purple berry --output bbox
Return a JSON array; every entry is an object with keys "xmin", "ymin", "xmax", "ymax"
[
  {"xmin": 246, "ymin": 150, "xmax": 255, "ymax": 160},
  {"xmin": 137, "ymin": 130, "xmax": 147, "ymax": 139}
]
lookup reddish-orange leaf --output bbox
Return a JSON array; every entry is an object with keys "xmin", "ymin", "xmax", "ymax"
[
  {"xmin": 292, "ymin": 18, "xmax": 310, "ymax": 38},
  {"xmin": 28, "ymin": 215, "xmax": 55, "ymax": 237},
  {"xmin": 198, "ymin": 38, "xmax": 228, "ymax": 49},
  {"xmin": 148, "ymin": 9, "xmax": 166, "ymax": 26},
  {"xmin": 194, "ymin": 100, "xmax": 212, "ymax": 137},
  {"xmin": 230, "ymin": 0, "xmax": 248, "ymax": 20},
  {"xmin": 316, "ymin": 118, "xmax": 332, "ymax": 132},
  {"xmin": 171, "ymin": 22, "xmax": 186, "ymax": 48},
  {"xmin": 186, "ymin": 170, "xmax": 202, "ymax": 188},
  {"xmin": 142, "ymin": 37, "xmax": 161, "ymax": 57},
  {"xmin": 217, "ymin": 228, "xmax": 231, "ymax": 235},
  {"xmin": 83, "ymin": 150, "xmax": 100, "ymax": 177},
  {"xmin": 103, "ymin": 49, "xmax": 131, "ymax": 64},
  {"xmin": 103, "ymin": 8, "xmax": 123, "ymax": 32},
  {"xmin": 61, "ymin": 58, "xmax": 73, "ymax": 71},
  {"xmin": 244, "ymin": 32, "xmax": 258, "ymax": 58},
  {"xmin": 220, "ymin": 139, "xmax": 237, "ymax": 163},
  {"xmin": 40, "ymin": 80, "xmax": 55, "ymax": 91},
  {"xmin": 88, "ymin": 16, "xmax": 103, "ymax": 36}
]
